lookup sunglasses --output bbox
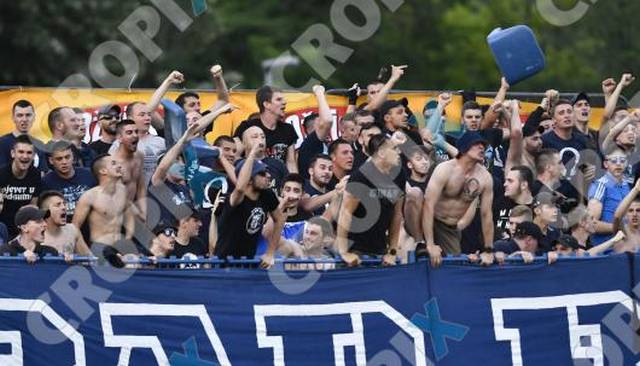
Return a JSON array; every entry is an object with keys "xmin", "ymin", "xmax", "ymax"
[
  {"xmin": 606, "ymin": 156, "xmax": 627, "ymax": 164},
  {"xmin": 99, "ymin": 114, "xmax": 118, "ymax": 121},
  {"xmin": 161, "ymin": 227, "xmax": 177, "ymax": 237}
]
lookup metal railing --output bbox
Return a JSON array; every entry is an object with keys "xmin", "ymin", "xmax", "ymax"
[{"xmin": 0, "ymin": 252, "xmax": 613, "ymax": 270}]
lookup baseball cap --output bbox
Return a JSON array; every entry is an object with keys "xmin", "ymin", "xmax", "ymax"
[
  {"xmin": 153, "ymin": 223, "xmax": 177, "ymax": 237},
  {"xmin": 97, "ymin": 104, "xmax": 121, "ymax": 117},
  {"xmin": 456, "ymin": 131, "xmax": 488, "ymax": 155},
  {"xmin": 234, "ymin": 159, "xmax": 268, "ymax": 179},
  {"xmin": 571, "ymin": 92, "xmax": 591, "ymax": 106},
  {"xmin": 553, "ymin": 234, "xmax": 579, "ymax": 250},
  {"xmin": 523, "ymin": 122, "xmax": 545, "ymax": 137},
  {"xmin": 514, "ymin": 221, "xmax": 545, "ymax": 242},
  {"xmin": 15, "ymin": 206, "xmax": 50, "ymax": 227},
  {"xmin": 378, "ymin": 100, "xmax": 404, "ymax": 119}
]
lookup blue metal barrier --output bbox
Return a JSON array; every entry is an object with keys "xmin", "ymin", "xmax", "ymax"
[{"xmin": 0, "ymin": 252, "xmax": 615, "ymax": 269}]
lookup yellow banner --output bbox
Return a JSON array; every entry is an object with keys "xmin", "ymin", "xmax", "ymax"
[{"xmin": 0, "ymin": 88, "xmax": 604, "ymax": 145}]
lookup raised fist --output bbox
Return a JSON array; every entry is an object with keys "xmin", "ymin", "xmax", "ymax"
[
  {"xmin": 167, "ymin": 71, "xmax": 185, "ymax": 84},
  {"xmin": 210, "ymin": 65, "xmax": 223, "ymax": 77},
  {"xmin": 312, "ymin": 85, "xmax": 325, "ymax": 95},
  {"xmin": 621, "ymin": 73, "xmax": 635, "ymax": 87}
]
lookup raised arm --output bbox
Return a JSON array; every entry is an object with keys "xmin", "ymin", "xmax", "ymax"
[
  {"xmin": 481, "ymin": 77, "xmax": 510, "ymax": 130},
  {"xmin": 151, "ymin": 123, "xmax": 199, "ymax": 187},
  {"xmin": 286, "ymin": 145, "xmax": 297, "ymax": 173},
  {"xmin": 312, "ymin": 85, "xmax": 333, "ymax": 141},
  {"xmin": 193, "ymin": 103, "xmax": 237, "ymax": 136},
  {"xmin": 603, "ymin": 74, "xmax": 634, "ymax": 123},
  {"xmin": 229, "ymin": 143, "xmax": 260, "ymax": 207},
  {"xmin": 613, "ymin": 179, "xmax": 640, "ymax": 232},
  {"xmin": 344, "ymin": 83, "xmax": 360, "ymax": 114},
  {"xmin": 148, "ymin": 70, "xmax": 185, "ymax": 130},
  {"xmin": 504, "ymin": 100, "xmax": 523, "ymax": 174},
  {"xmin": 209, "ymin": 65, "xmax": 230, "ymax": 111},
  {"xmin": 364, "ymin": 65, "xmax": 407, "ymax": 111},
  {"xmin": 602, "ymin": 111, "xmax": 639, "ymax": 153}
]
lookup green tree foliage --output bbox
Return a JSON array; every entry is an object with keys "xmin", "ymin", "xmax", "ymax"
[{"xmin": 0, "ymin": 0, "xmax": 638, "ymax": 97}]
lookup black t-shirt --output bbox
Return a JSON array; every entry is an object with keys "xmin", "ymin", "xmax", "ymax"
[
  {"xmin": 171, "ymin": 237, "xmax": 207, "ymax": 258},
  {"xmin": 304, "ymin": 180, "xmax": 327, "ymax": 216},
  {"xmin": 352, "ymin": 149, "xmax": 368, "ymax": 171},
  {"xmin": 0, "ymin": 238, "xmax": 59, "ymax": 257},
  {"xmin": 89, "ymin": 139, "xmax": 113, "ymax": 156},
  {"xmin": 297, "ymin": 131, "xmax": 327, "ymax": 179},
  {"xmin": 148, "ymin": 180, "xmax": 194, "ymax": 226},
  {"xmin": 493, "ymin": 239, "xmax": 519, "ymax": 254},
  {"xmin": 287, "ymin": 209, "xmax": 312, "ymax": 222},
  {"xmin": 0, "ymin": 165, "xmax": 42, "ymax": 237},
  {"xmin": 0, "ymin": 133, "xmax": 48, "ymax": 173},
  {"xmin": 493, "ymin": 196, "xmax": 535, "ymax": 240},
  {"xmin": 234, "ymin": 118, "xmax": 297, "ymax": 164},
  {"xmin": 346, "ymin": 161, "xmax": 405, "ymax": 255},
  {"xmin": 215, "ymin": 189, "xmax": 279, "ymax": 258},
  {"xmin": 493, "ymin": 238, "xmax": 546, "ymax": 256},
  {"xmin": 540, "ymin": 226, "xmax": 560, "ymax": 252},
  {"xmin": 531, "ymin": 179, "xmax": 581, "ymax": 212}
]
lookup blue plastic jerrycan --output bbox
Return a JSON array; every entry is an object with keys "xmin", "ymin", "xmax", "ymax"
[{"xmin": 487, "ymin": 25, "xmax": 545, "ymax": 85}]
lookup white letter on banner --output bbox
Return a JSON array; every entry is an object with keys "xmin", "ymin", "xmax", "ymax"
[
  {"xmin": 0, "ymin": 298, "xmax": 86, "ymax": 365},
  {"xmin": 99, "ymin": 303, "xmax": 230, "ymax": 366},
  {"xmin": 491, "ymin": 291, "xmax": 637, "ymax": 366},
  {"xmin": 254, "ymin": 301, "xmax": 426, "ymax": 366}
]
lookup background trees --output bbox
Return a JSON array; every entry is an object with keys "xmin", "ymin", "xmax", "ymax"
[{"xmin": 1, "ymin": 0, "xmax": 638, "ymax": 96}]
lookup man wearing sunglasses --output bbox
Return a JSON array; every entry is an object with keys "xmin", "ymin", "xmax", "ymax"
[
  {"xmin": 89, "ymin": 104, "xmax": 121, "ymax": 155},
  {"xmin": 588, "ymin": 148, "xmax": 631, "ymax": 246}
]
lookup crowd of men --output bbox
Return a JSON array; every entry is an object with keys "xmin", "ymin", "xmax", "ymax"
[{"xmin": 1, "ymin": 64, "xmax": 639, "ymax": 268}]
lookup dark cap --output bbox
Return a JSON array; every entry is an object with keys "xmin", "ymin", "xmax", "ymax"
[
  {"xmin": 97, "ymin": 104, "xmax": 121, "ymax": 117},
  {"xmin": 533, "ymin": 192, "xmax": 557, "ymax": 208},
  {"xmin": 514, "ymin": 221, "xmax": 545, "ymax": 242},
  {"xmin": 15, "ymin": 206, "xmax": 50, "ymax": 227},
  {"xmin": 523, "ymin": 123, "xmax": 545, "ymax": 137},
  {"xmin": 571, "ymin": 92, "xmax": 590, "ymax": 106},
  {"xmin": 234, "ymin": 158, "xmax": 268, "ymax": 179},
  {"xmin": 379, "ymin": 100, "xmax": 404, "ymax": 118},
  {"xmin": 456, "ymin": 131, "xmax": 488, "ymax": 155},
  {"xmin": 554, "ymin": 234, "xmax": 579, "ymax": 250},
  {"xmin": 153, "ymin": 223, "xmax": 178, "ymax": 237}
]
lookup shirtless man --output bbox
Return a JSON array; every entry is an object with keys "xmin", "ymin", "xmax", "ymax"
[
  {"xmin": 613, "ymin": 178, "xmax": 640, "ymax": 252},
  {"xmin": 111, "ymin": 119, "xmax": 146, "ymax": 219},
  {"xmin": 73, "ymin": 154, "xmax": 133, "ymax": 247},
  {"xmin": 422, "ymin": 131, "xmax": 495, "ymax": 267},
  {"xmin": 38, "ymin": 190, "xmax": 91, "ymax": 259}
]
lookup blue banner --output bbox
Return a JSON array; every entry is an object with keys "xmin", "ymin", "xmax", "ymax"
[{"xmin": 0, "ymin": 256, "xmax": 638, "ymax": 365}]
